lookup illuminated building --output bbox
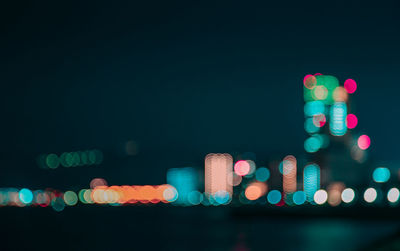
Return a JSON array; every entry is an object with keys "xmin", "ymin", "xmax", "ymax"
[
  {"xmin": 167, "ymin": 167, "xmax": 198, "ymax": 205},
  {"xmin": 204, "ymin": 153, "xmax": 233, "ymax": 201}
]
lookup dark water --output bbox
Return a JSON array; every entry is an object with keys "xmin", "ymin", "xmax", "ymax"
[{"xmin": 1, "ymin": 206, "xmax": 399, "ymax": 251}]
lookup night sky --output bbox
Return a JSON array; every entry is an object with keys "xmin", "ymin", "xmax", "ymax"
[{"xmin": 1, "ymin": 1, "xmax": 400, "ymax": 188}]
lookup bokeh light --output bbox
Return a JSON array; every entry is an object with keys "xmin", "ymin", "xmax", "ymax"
[
  {"xmin": 344, "ymin": 79, "xmax": 357, "ymax": 94},
  {"xmin": 346, "ymin": 114, "xmax": 358, "ymax": 129},
  {"xmin": 314, "ymin": 189, "xmax": 328, "ymax": 205},
  {"xmin": 387, "ymin": 188, "xmax": 399, "ymax": 203},
  {"xmin": 364, "ymin": 188, "xmax": 377, "ymax": 203},
  {"xmin": 234, "ymin": 160, "xmax": 250, "ymax": 176},
  {"xmin": 341, "ymin": 188, "xmax": 355, "ymax": 203},
  {"xmin": 312, "ymin": 114, "xmax": 326, "ymax": 128},
  {"xmin": 372, "ymin": 167, "xmax": 390, "ymax": 183},
  {"xmin": 304, "ymin": 75, "xmax": 317, "ymax": 89},
  {"xmin": 333, "ymin": 86, "xmax": 348, "ymax": 102},
  {"xmin": 267, "ymin": 190, "xmax": 282, "ymax": 205},
  {"xmin": 293, "ymin": 191, "xmax": 306, "ymax": 205},
  {"xmin": 255, "ymin": 167, "xmax": 270, "ymax": 182},
  {"xmin": 357, "ymin": 135, "xmax": 371, "ymax": 150},
  {"xmin": 63, "ymin": 191, "xmax": 78, "ymax": 206},
  {"xmin": 19, "ymin": 188, "xmax": 33, "ymax": 204}
]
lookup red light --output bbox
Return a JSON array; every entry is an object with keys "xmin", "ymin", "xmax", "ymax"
[
  {"xmin": 346, "ymin": 114, "xmax": 358, "ymax": 129},
  {"xmin": 344, "ymin": 79, "xmax": 357, "ymax": 94}
]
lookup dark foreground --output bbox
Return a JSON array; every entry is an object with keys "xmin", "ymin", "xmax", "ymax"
[{"xmin": 1, "ymin": 206, "xmax": 399, "ymax": 251}]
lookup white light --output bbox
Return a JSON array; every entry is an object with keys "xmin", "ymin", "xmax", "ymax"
[
  {"xmin": 387, "ymin": 188, "xmax": 400, "ymax": 203},
  {"xmin": 341, "ymin": 188, "xmax": 355, "ymax": 203},
  {"xmin": 314, "ymin": 189, "xmax": 328, "ymax": 205},
  {"xmin": 363, "ymin": 188, "xmax": 377, "ymax": 203}
]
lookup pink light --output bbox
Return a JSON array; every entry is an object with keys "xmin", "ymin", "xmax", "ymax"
[
  {"xmin": 313, "ymin": 114, "xmax": 326, "ymax": 127},
  {"xmin": 234, "ymin": 160, "xmax": 250, "ymax": 176},
  {"xmin": 346, "ymin": 114, "xmax": 358, "ymax": 129},
  {"xmin": 344, "ymin": 79, "xmax": 357, "ymax": 94},
  {"xmin": 303, "ymin": 75, "xmax": 316, "ymax": 89},
  {"xmin": 357, "ymin": 135, "xmax": 371, "ymax": 150},
  {"xmin": 314, "ymin": 73, "xmax": 323, "ymax": 76}
]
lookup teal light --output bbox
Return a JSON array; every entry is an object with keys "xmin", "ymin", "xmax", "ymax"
[
  {"xmin": 213, "ymin": 191, "xmax": 230, "ymax": 205},
  {"xmin": 304, "ymin": 118, "xmax": 319, "ymax": 134},
  {"xmin": 373, "ymin": 167, "xmax": 390, "ymax": 183},
  {"xmin": 255, "ymin": 167, "xmax": 270, "ymax": 182},
  {"xmin": 330, "ymin": 102, "xmax": 347, "ymax": 136},
  {"xmin": 303, "ymin": 164, "xmax": 320, "ymax": 202},
  {"xmin": 293, "ymin": 191, "xmax": 306, "ymax": 205},
  {"xmin": 267, "ymin": 190, "xmax": 282, "ymax": 204},
  {"xmin": 19, "ymin": 188, "xmax": 33, "ymax": 204},
  {"xmin": 304, "ymin": 136, "xmax": 322, "ymax": 153},
  {"xmin": 304, "ymin": 101, "xmax": 325, "ymax": 116}
]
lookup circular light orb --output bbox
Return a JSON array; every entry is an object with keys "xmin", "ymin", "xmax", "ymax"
[
  {"xmin": 304, "ymin": 75, "xmax": 317, "ymax": 89},
  {"xmin": 255, "ymin": 167, "xmax": 270, "ymax": 182},
  {"xmin": 357, "ymin": 135, "xmax": 371, "ymax": 150},
  {"xmin": 293, "ymin": 191, "xmax": 306, "ymax": 205},
  {"xmin": 213, "ymin": 190, "xmax": 231, "ymax": 205},
  {"xmin": 188, "ymin": 191, "xmax": 203, "ymax": 205},
  {"xmin": 373, "ymin": 167, "xmax": 390, "ymax": 183},
  {"xmin": 313, "ymin": 86, "xmax": 328, "ymax": 100},
  {"xmin": 90, "ymin": 178, "xmax": 108, "ymax": 189},
  {"xmin": 314, "ymin": 189, "xmax": 328, "ymax": 205},
  {"xmin": 63, "ymin": 191, "xmax": 78, "ymax": 206},
  {"xmin": 267, "ymin": 190, "xmax": 282, "ymax": 205},
  {"xmin": 46, "ymin": 154, "xmax": 60, "ymax": 169},
  {"xmin": 387, "ymin": 188, "xmax": 400, "ymax": 203},
  {"xmin": 304, "ymin": 136, "xmax": 322, "ymax": 153},
  {"xmin": 333, "ymin": 86, "xmax": 348, "ymax": 102},
  {"xmin": 19, "ymin": 188, "xmax": 33, "ymax": 204},
  {"xmin": 346, "ymin": 114, "xmax": 358, "ymax": 129},
  {"xmin": 344, "ymin": 79, "xmax": 357, "ymax": 94},
  {"xmin": 313, "ymin": 114, "xmax": 326, "ymax": 128},
  {"xmin": 341, "ymin": 188, "xmax": 355, "ymax": 203},
  {"xmin": 234, "ymin": 160, "xmax": 251, "ymax": 176},
  {"xmin": 245, "ymin": 185, "xmax": 262, "ymax": 201},
  {"xmin": 364, "ymin": 188, "xmax": 377, "ymax": 203},
  {"xmin": 163, "ymin": 186, "xmax": 178, "ymax": 202}
]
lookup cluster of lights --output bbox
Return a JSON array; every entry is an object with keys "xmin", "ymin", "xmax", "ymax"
[
  {"xmin": 37, "ymin": 149, "xmax": 103, "ymax": 169},
  {"xmin": 303, "ymin": 74, "xmax": 366, "ymax": 154}
]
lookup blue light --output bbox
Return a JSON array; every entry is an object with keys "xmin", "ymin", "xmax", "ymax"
[
  {"xmin": 330, "ymin": 102, "xmax": 347, "ymax": 136},
  {"xmin": 293, "ymin": 191, "xmax": 306, "ymax": 205},
  {"xmin": 267, "ymin": 190, "xmax": 282, "ymax": 204},
  {"xmin": 372, "ymin": 167, "xmax": 390, "ymax": 183},
  {"xmin": 255, "ymin": 167, "xmax": 270, "ymax": 182},
  {"xmin": 167, "ymin": 167, "xmax": 198, "ymax": 205},
  {"xmin": 303, "ymin": 164, "xmax": 320, "ymax": 202},
  {"xmin": 304, "ymin": 118, "xmax": 320, "ymax": 134},
  {"xmin": 19, "ymin": 188, "xmax": 33, "ymax": 204},
  {"xmin": 213, "ymin": 190, "xmax": 230, "ymax": 205},
  {"xmin": 304, "ymin": 101, "xmax": 325, "ymax": 116}
]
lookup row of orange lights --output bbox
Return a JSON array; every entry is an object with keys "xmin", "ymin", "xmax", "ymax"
[{"xmin": 91, "ymin": 185, "xmax": 177, "ymax": 204}]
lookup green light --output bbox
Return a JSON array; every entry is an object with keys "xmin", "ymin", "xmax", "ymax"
[
  {"xmin": 63, "ymin": 191, "xmax": 78, "ymax": 206},
  {"xmin": 46, "ymin": 154, "xmax": 59, "ymax": 169}
]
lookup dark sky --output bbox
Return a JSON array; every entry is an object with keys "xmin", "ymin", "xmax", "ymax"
[{"xmin": 1, "ymin": 1, "xmax": 400, "ymax": 188}]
